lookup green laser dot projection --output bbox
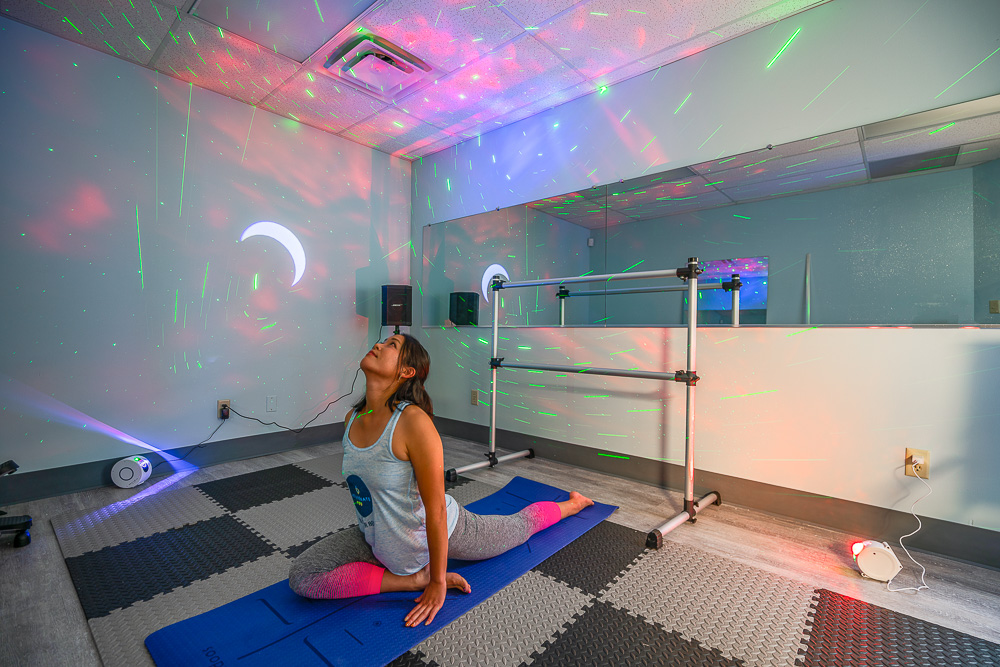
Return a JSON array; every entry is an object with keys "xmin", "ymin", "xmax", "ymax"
[
  {"xmin": 173, "ymin": 289, "xmax": 179, "ymax": 323},
  {"xmin": 62, "ymin": 17, "xmax": 84, "ymax": 35},
  {"xmin": 253, "ymin": 273, "xmax": 259, "ymax": 290},
  {"xmin": 178, "ymin": 84, "xmax": 192, "ymax": 217},
  {"xmin": 803, "ymin": 65, "xmax": 849, "ymax": 111},
  {"xmin": 100, "ymin": 11, "xmax": 113, "ymax": 27},
  {"xmin": 936, "ymin": 45, "xmax": 1000, "ymax": 99},
  {"xmin": 767, "ymin": 27, "xmax": 800, "ymax": 68},
  {"xmin": 122, "ymin": 13, "xmax": 135, "ymax": 29},
  {"xmin": 721, "ymin": 390, "xmax": 778, "ymax": 400}
]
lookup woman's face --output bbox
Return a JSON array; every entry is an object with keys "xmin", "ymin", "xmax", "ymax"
[{"xmin": 361, "ymin": 335, "xmax": 411, "ymax": 380}]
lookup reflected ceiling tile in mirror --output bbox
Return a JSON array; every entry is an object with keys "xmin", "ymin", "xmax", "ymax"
[
  {"xmin": 689, "ymin": 128, "xmax": 860, "ymax": 175},
  {"xmin": 707, "ymin": 143, "xmax": 863, "ymax": 190},
  {"xmin": 863, "ymin": 112, "xmax": 1000, "ymax": 163},
  {"xmin": 527, "ymin": 187, "xmax": 608, "ymax": 230},
  {"xmin": 360, "ymin": 0, "xmax": 524, "ymax": 73},
  {"xmin": 955, "ymin": 138, "xmax": 1000, "ymax": 167},
  {"xmin": 720, "ymin": 163, "xmax": 867, "ymax": 202}
]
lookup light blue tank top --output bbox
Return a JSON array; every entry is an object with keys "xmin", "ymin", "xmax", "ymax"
[{"xmin": 342, "ymin": 401, "xmax": 459, "ymax": 575}]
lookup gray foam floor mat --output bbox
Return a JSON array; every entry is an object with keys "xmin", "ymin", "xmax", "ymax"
[{"xmin": 51, "ymin": 454, "xmax": 1000, "ymax": 667}]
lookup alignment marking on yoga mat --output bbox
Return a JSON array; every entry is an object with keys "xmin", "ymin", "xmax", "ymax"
[{"xmin": 145, "ymin": 477, "xmax": 617, "ymax": 667}]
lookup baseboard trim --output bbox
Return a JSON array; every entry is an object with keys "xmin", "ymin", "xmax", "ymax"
[
  {"xmin": 0, "ymin": 422, "xmax": 345, "ymax": 506},
  {"xmin": 434, "ymin": 416, "xmax": 1000, "ymax": 570}
]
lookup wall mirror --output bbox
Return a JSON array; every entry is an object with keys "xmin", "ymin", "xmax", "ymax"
[{"xmin": 422, "ymin": 94, "xmax": 1000, "ymax": 327}]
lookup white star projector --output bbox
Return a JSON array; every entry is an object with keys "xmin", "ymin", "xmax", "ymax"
[
  {"xmin": 851, "ymin": 540, "xmax": 903, "ymax": 582},
  {"xmin": 111, "ymin": 455, "xmax": 152, "ymax": 488}
]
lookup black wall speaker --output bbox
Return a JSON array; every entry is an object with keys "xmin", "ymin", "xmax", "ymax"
[
  {"xmin": 381, "ymin": 285, "xmax": 412, "ymax": 327},
  {"xmin": 449, "ymin": 292, "xmax": 479, "ymax": 326}
]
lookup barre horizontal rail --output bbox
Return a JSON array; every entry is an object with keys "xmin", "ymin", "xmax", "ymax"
[
  {"xmin": 496, "ymin": 268, "xmax": 680, "ymax": 291},
  {"xmin": 565, "ymin": 283, "xmax": 728, "ymax": 297},
  {"xmin": 498, "ymin": 360, "xmax": 677, "ymax": 381}
]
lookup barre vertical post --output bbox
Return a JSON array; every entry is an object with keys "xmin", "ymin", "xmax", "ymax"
[
  {"xmin": 557, "ymin": 286, "xmax": 568, "ymax": 327},
  {"xmin": 732, "ymin": 274, "xmax": 741, "ymax": 328},
  {"xmin": 490, "ymin": 280, "xmax": 500, "ymax": 462},
  {"xmin": 805, "ymin": 253, "xmax": 812, "ymax": 325},
  {"xmin": 685, "ymin": 258, "xmax": 698, "ymax": 518}
]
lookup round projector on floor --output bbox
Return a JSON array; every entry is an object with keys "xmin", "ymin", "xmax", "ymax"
[
  {"xmin": 111, "ymin": 455, "xmax": 152, "ymax": 488},
  {"xmin": 852, "ymin": 540, "xmax": 902, "ymax": 582}
]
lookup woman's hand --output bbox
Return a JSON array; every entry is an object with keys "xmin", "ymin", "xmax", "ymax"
[
  {"xmin": 406, "ymin": 580, "xmax": 447, "ymax": 627},
  {"xmin": 404, "ymin": 573, "xmax": 471, "ymax": 627}
]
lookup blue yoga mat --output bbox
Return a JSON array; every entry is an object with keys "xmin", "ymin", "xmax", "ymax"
[{"xmin": 145, "ymin": 476, "xmax": 616, "ymax": 667}]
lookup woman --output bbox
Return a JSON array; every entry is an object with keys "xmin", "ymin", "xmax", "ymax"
[{"xmin": 289, "ymin": 333, "xmax": 593, "ymax": 627}]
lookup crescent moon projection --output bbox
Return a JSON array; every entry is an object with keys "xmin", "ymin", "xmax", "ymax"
[
  {"xmin": 481, "ymin": 263, "xmax": 510, "ymax": 303},
  {"xmin": 239, "ymin": 221, "xmax": 306, "ymax": 286}
]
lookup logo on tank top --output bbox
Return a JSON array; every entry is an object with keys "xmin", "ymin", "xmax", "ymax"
[{"xmin": 346, "ymin": 475, "xmax": 373, "ymax": 517}]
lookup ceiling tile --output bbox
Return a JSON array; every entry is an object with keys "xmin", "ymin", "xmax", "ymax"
[
  {"xmin": 359, "ymin": 0, "xmax": 524, "ymax": 73},
  {"xmin": 721, "ymin": 163, "xmax": 868, "ymax": 202},
  {"xmin": 259, "ymin": 69, "xmax": 388, "ymax": 133},
  {"xmin": 151, "ymin": 14, "xmax": 301, "ymax": 105},
  {"xmin": 955, "ymin": 138, "xmax": 1000, "ymax": 167},
  {"xmin": 702, "ymin": 143, "xmax": 863, "ymax": 190},
  {"xmin": 398, "ymin": 34, "xmax": 585, "ymax": 134},
  {"xmin": 191, "ymin": 0, "xmax": 381, "ymax": 63},
  {"xmin": 500, "ymin": 0, "xmax": 586, "ymax": 30},
  {"xmin": 2, "ymin": 0, "xmax": 175, "ymax": 66},
  {"xmin": 340, "ymin": 107, "xmax": 456, "ymax": 157},
  {"xmin": 690, "ymin": 129, "xmax": 860, "ymax": 175}
]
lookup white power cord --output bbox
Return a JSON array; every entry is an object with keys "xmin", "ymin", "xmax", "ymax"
[{"xmin": 886, "ymin": 461, "xmax": 932, "ymax": 593}]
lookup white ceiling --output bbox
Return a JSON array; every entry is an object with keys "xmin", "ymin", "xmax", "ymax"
[{"xmin": 1, "ymin": 0, "xmax": 833, "ymax": 159}]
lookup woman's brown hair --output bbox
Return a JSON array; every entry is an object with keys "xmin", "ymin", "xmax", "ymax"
[{"xmin": 352, "ymin": 333, "xmax": 433, "ymax": 417}]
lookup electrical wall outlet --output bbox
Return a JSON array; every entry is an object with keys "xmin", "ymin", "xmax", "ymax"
[
  {"xmin": 990, "ymin": 300, "xmax": 1000, "ymax": 314},
  {"xmin": 470, "ymin": 389, "xmax": 479, "ymax": 406},
  {"xmin": 905, "ymin": 447, "xmax": 929, "ymax": 479},
  {"xmin": 217, "ymin": 399, "xmax": 231, "ymax": 420},
  {"xmin": 266, "ymin": 395, "xmax": 277, "ymax": 412}
]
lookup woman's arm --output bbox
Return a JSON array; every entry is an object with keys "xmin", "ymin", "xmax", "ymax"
[{"xmin": 399, "ymin": 407, "xmax": 450, "ymax": 627}]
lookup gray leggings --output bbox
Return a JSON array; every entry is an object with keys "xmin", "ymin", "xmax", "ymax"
[{"xmin": 289, "ymin": 501, "xmax": 559, "ymax": 598}]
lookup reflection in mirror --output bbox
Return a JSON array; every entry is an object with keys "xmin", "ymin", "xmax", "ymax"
[{"xmin": 423, "ymin": 94, "xmax": 1000, "ymax": 327}]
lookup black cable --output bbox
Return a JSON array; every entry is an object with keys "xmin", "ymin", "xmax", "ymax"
[
  {"xmin": 151, "ymin": 418, "xmax": 228, "ymax": 470},
  {"xmin": 228, "ymin": 366, "xmax": 363, "ymax": 434},
  {"xmin": 157, "ymin": 328, "xmax": 378, "ymax": 469}
]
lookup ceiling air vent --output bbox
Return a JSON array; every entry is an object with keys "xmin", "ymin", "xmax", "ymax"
[
  {"xmin": 310, "ymin": 32, "xmax": 438, "ymax": 103},
  {"xmin": 868, "ymin": 146, "xmax": 960, "ymax": 180}
]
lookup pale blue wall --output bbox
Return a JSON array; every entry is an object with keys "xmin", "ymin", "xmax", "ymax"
[
  {"xmin": 974, "ymin": 159, "xmax": 1000, "ymax": 323},
  {"xmin": 0, "ymin": 20, "xmax": 411, "ymax": 473},
  {"xmin": 596, "ymin": 168, "xmax": 975, "ymax": 326}
]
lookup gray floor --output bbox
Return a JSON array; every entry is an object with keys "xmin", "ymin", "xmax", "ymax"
[{"xmin": 2, "ymin": 435, "xmax": 999, "ymax": 666}]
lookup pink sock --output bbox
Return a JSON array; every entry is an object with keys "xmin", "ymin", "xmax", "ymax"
[
  {"xmin": 299, "ymin": 562, "xmax": 385, "ymax": 599},
  {"xmin": 523, "ymin": 501, "xmax": 562, "ymax": 533}
]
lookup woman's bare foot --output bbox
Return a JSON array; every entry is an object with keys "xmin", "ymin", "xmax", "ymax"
[
  {"xmin": 557, "ymin": 491, "xmax": 595, "ymax": 519},
  {"xmin": 382, "ymin": 565, "xmax": 470, "ymax": 593}
]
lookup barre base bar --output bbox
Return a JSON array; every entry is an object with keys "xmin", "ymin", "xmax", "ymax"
[
  {"xmin": 645, "ymin": 490, "xmax": 722, "ymax": 548},
  {"xmin": 446, "ymin": 448, "xmax": 535, "ymax": 482}
]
